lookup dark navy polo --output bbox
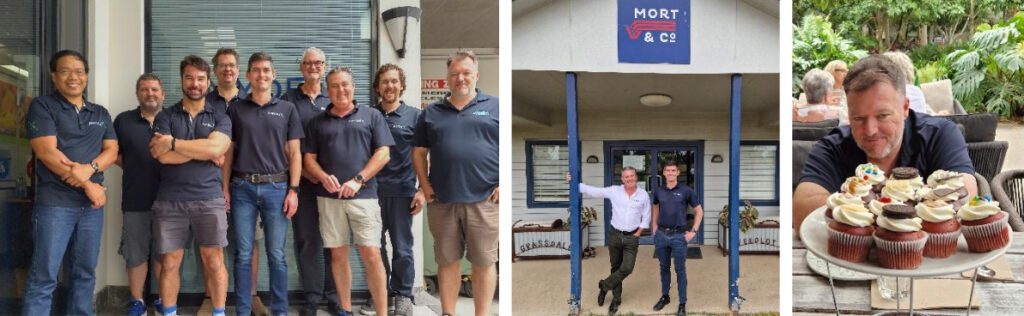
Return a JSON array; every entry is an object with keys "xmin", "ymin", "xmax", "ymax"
[
  {"xmin": 227, "ymin": 96, "xmax": 304, "ymax": 174},
  {"xmin": 413, "ymin": 89, "xmax": 499, "ymax": 203},
  {"xmin": 302, "ymin": 105, "xmax": 395, "ymax": 199},
  {"xmin": 652, "ymin": 183, "xmax": 699, "ymax": 229},
  {"xmin": 205, "ymin": 87, "xmax": 248, "ymax": 115},
  {"xmin": 153, "ymin": 101, "xmax": 232, "ymax": 201},
  {"xmin": 25, "ymin": 93, "xmax": 116, "ymax": 208},
  {"xmin": 373, "ymin": 102, "xmax": 421, "ymax": 197},
  {"xmin": 114, "ymin": 108, "xmax": 162, "ymax": 212},
  {"xmin": 800, "ymin": 109, "xmax": 975, "ymax": 192},
  {"xmin": 281, "ymin": 85, "xmax": 330, "ymax": 187}
]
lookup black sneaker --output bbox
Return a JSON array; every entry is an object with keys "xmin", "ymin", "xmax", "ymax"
[
  {"xmin": 653, "ymin": 295, "xmax": 670, "ymax": 311},
  {"xmin": 677, "ymin": 303, "xmax": 686, "ymax": 315},
  {"xmin": 299, "ymin": 302, "xmax": 319, "ymax": 316},
  {"xmin": 609, "ymin": 300, "xmax": 621, "ymax": 315},
  {"xmin": 597, "ymin": 281, "xmax": 608, "ymax": 306}
]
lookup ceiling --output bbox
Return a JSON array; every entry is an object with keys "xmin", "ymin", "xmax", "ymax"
[{"xmin": 421, "ymin": 0, "xmax": 499, "ymax": 49}]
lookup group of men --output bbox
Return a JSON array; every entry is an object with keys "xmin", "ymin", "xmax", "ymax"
[{"xmin": 22, "ymin": 47, "xmax": 499, "ymax": 316}]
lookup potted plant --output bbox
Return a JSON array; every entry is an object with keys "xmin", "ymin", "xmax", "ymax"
[
  {"xmin": 718, "ymin": 200, "xmax": 779, "ymax": 254},
  {"xmin": 718, "ymin": 200, "xmax": 759, "ymax": 233}
]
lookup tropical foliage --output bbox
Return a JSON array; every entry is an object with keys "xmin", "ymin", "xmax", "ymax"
[
  {"xmin": 946, "ymin": 13, "xmax": 1024, "ymax": 116},
  {"xmin": 792, "ymin": 14, "xmax": 867, "ymax": 93}
]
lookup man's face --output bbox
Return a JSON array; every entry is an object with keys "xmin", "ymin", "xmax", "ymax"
[
  {"xmin": 447, "ymin": 57, "xmax": 479, "ymax": 98},
  {"xmin": 300, "ymin": 52, "xmax": 325, "ymax": 82},
  {"xmin": 51, "ymin": 56, "xmax": 88, "ymax": 99},
  {"xmin": 247, "ymin": 60, "xmax": 275, "ymax": 93},
  {"xmin": 215, "ymin": 55, "xmax": 238, "ymax": 86},
  {"xmin": 663, "ymin": 165, "xmax": 680, "ymax": 182},
  {"xmin": 136, "ymin": 79, "xmax": 164, "ymax": 111},
  {"xmin": 621, "ymin": 170, "xmax": 638, "ymax": 189},
  {"xmin": 327, "ymin": 72, "xmax": 355, "ymax": 107},
  {"xmin": 180, "ymin": 65, "xmax": 209, "ymax": 101},
  {"xmin": 376, "ymin": 69, "xmax": 402, "ymax": 104},
  {"xmin": 847, "ymin": 82, "xmax": 909, "ymax": 160}
]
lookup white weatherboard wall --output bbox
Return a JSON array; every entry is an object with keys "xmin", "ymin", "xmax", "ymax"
[
  {"xmin": 512, "ymin": 0, "xmax": 778, "ymax": 74},
  {"xmin": 512, "ymin": 111, "xmax": 779, "ymax": 246}
]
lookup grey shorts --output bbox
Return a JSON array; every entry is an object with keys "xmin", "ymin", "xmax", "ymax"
[
  {"xmin": 119, "ymin": 211, "xmax": 158, "ymax": 268},
  {"xmin": 153, "ymin": 198, "xmax": 229, "ymax": 254}
]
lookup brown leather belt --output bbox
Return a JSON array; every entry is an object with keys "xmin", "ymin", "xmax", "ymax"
[{"xmin": 232, "ymin": 171, "xmax": 287, "ymax": 184}]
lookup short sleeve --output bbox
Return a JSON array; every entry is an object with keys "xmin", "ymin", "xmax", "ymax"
[
  {"xmin": 102, "ymin": 109, "xmax": 117, "ymax": 140},
  {"xmin": 651, "ymin": 188, "xmax": 661, "ymax": 205},
  {"xmin": 928, "ymin": 120, "xmax": 975, "ymax": 174},
  {"xmin": 25, "ymin": 99, "xmax": 57, "ymax": 139},
  {"xmin": 287, "ymin": 104, "xmax": 305, "ymax": 140},
  {"xmin": 412, "ymin": 108, "xmax": 429, "ymax": 148},
  {"xmin": 301, "ymin": 117, "xmax": 319, "ymax": 154},
  {"xmin": 214, "ymin": 112, "xmax": 232, "ymax": 138},
  {"xmin": 226, "ymin": 105, "xmax": 239, "ymax": 141},
  {"xmin": 686, "ymin": 187, "xmax": 699, "ymax": 207},
  {"xmin": 370, "ymin": 111, "xmax": 396, "ymax": 149},
  {"xmin": 153, "ymin": 111, "xmax": 171, "ymax": 135},
  {"xmin": 113, "ymin": 113, "xmax": 127, "ymax": 145}
]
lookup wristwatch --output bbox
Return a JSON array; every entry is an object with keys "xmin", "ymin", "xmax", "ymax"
[
  {"xmin": 288, "ymin": 186, "xmax": 300, "ymax": 193},
  {"xmin": 90, "ymin": 161, "xmax": 100, "ymax": 173},
  {"xmin": 354, "ymin": 174, "xmax": 365, "ymax": 184}
]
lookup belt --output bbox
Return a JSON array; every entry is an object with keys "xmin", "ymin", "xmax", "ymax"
[
  {"xmin": 619, "ymin": 228, "xmax": 639, "ymax": 235},
  {"xmin": 660, "ymin": 227, "xmax": 688, "ymax": 234},
  {"xmin": 233, "ymin": 171, "xmax": 288, "ymax": 184}
]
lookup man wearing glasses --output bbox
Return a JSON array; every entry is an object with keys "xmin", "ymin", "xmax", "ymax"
[{"xmin": 207, "ymin": 48, "xmax": 247, "ymax": 114}]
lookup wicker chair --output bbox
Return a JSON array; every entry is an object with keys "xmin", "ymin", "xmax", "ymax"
[
  {"xmin": 967, "ymin": 141, "xmax": 1009, "ymax": 181},
  {"xmin": 991, "ymin": 170, "xmax": 1024, "ymax": 232}
]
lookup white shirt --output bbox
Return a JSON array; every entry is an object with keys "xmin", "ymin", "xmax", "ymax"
[
  {"xmin": 906, "ymin": 85, "xmax": 932, "ymax": 115},
  {"xmin": 579, "ymin": 183, "xmax": 651, "ymax": 232}
]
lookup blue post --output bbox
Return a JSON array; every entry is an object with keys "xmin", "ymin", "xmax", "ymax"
[
  {"xmin": 567, "ymin": 72, "xmax": 582, "ymax": 315},
  {"xmin": 728, "ymin": 73, "xmax": 742, "ymax": 310}
]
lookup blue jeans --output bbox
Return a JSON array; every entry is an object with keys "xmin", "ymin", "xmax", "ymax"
[
  {"xmin": 379, "ymin": 196, "xmax": 415, "ymax": 299},
  {"xmin": 231, "ymin": 179, "xmax": 289, "ymax": 315},
  {"xmin": 23, "ymin": 206, "xmax": 104, "ymax": 316},
  {"xmin": 654, "ymin": 231, "xmax": 688, "ymax": 304}
]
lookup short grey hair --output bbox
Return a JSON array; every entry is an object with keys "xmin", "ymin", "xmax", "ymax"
[
  {"xmin": 621, "ymin": 166, "xmax": 638, "ymax": 175},
  {"xmin": 303, "ymin": 47, "xmax": 325, "ymax": 62},
  {"xmin": 802, "ymin": 69, "xmax": 835, "ymax": 104},
  {"xmin": 881, "ymin": 51, "xmax": 915, "ymax": 83}
]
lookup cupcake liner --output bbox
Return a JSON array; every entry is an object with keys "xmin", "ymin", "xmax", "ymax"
[
  {"xmin": 961, "ymin": 215, "xmax": 1010, "ymax": 253},
  {"xmin": 827, "ymin": 226, "xmax": 873, "ymax": 263},
  {"xmin": 923, "ymin": 229, "xmax": 960, "ymax": 258},
  {"xmin": 873, "ymin": 232, "xmax": 928, "ymax": 269}
]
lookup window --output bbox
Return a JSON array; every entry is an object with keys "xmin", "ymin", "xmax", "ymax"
[
  {"xmin": 527, "ymin": 141, "xmax": 569, "ymax": 208},
  {"xmin": 739, "ymin": 141, "xmax": 779, "ymax": 205}
]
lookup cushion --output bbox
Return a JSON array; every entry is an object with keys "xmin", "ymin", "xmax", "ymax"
[
  {"xmin": 920, "ymin": 80, "xmax": 955, "ymax": 115},
  {"xmin": 793, "ymin": 140, "xmax": 818, "ymax": 189},
  {"xmin": 937, "ymin": 113, "xmax": 998, "ymax": 142}
]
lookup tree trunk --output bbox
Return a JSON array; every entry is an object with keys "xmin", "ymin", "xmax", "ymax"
[{"xmin": 919, "ymin": 25, "xmax": 928, "ymax": 47}]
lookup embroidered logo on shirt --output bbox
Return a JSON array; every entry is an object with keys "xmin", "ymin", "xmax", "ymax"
[
  {"xmin": 88, "ymin": 121, "xmax": 105, "ymax": 127},
  {"xmin": 348, "ymin": 119, "xmax": 365, "ymax": 123},
  {"xmin": 472, "ymin": 110, "xmax": 490, "ymax": 116},
  {"xmin": 201, "ymin": 122, "xmax": 215, "ymax": 128},
  {"xmin": 266, "ymin": 111, "xmax": 285, "ymax": 118}
]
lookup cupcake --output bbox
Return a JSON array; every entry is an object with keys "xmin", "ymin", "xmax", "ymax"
[
  {"xmin": 826, "ymin": 192, "xmax": 865, "ymax": 220},
  {"xmin": 890, "ymin": 167, "xmax": 926, "ymax": 190},
  {"xmin": 868, "ymin": 196, "xmax": 903, "ymax": 217},
  {"xmin": 841, "ymin": 176, "xmax": 876, "ymax": 203},
  {"xmin": 856, "ymin": 163, "xmax": 886, "ymax": 192},
  {"xmin": 874, "ymin": 204, "xmax": 927, "ymax": 269},
  {"xmin": 915, "ymin": 200, "xmax": 960, "ymax": 258},
  {"xmin": 881, "ymin": 180, "xmax": 918, "ymax": 206},
  {"xmin": 959, "ymin": 195, "xmax": 1010, "ymax": 253},
  {"xmin": 927, "ymin": 170, "xmax": 969, "ymax": 208},
  {"xmin": 827, "ymin": 204, "xmax": 875, "ymax": 263}
]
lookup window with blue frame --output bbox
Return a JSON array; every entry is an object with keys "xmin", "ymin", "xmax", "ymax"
[
  {"xmin": 739, "ymin": 141, "xmax": 779, "ymax": 205},
  {"xmin": 526, "ymin": 140, "xmax": 570, "ymax": 208}
]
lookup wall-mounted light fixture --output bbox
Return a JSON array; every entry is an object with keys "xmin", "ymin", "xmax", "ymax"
[
  {"xmin": 711, "ymin": 154, "xmax": 724, "ymax": 163},
  {"xmin": 382, "ymin": 6, "xmax": 422, "ymax": 59},
  {"xmin": 640, "ymin": 93, "xmax": 672, "ymax": 107},
  {"xmin": 586, "ymin": 155, "xmax": 599, "ymax": 163}
]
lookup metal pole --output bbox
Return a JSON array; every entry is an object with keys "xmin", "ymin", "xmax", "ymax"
[
  {"xmin": 825, "ymin": 262, "xmax": 839, "ymax": 316},
  {"xmin": 728, "ymin": 73, "xmax": 742, "ymax": 310},
  {"xmin": 967, "ymin": 267, "xmax": 978, "ymax": 316},
  {"xmin": 566, "ymin": 72, "xmax": 582, "ymax": 315}
]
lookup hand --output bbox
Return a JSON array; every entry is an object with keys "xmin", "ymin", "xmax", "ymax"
[
  {"xmin": 223, "ymin": 189, "xmax": 231, "ymax": 212},
  {"xmin": 283, "ymin": 190, "xmax": 298, "ymax": 219},
  {"xmin": 319, "ymin": 174, "xmax": 341, "ymax": 193},
  {"xmin": 339, "ymin": 179, "xmax": 362, "ymax": 198},
  {"xmin": 564, "ymin": 172, "xmax": 571, "ymax": 183},
  {"xmin": 212, "ymin": 155, "xmax": 226, "ymax": 167},
  {"xmin": 421, "ymin": 183, "xmax": 436, "ymax": 203},
  {"xmin": 652, "ymin": 225, "xmax": 658, "ymax": 236},
  {"xmin": 633, "ymin": 229, "xmax": 643, "ymax": 238},
  {"xmin": 488, "ymin": 186, "xmax": 500, "ymax": 204},
  {"xmin": 410, "ymin": 190, "xmax": 426, "ymax": 215},
  {"xmin": 61, "ymin": 159, "xmax": 94, "ymax": 188},
  {"xmin": 685, "ymin": 231, "xmax": 696, "ymax": 242},
  {"xmin": 83, "ymin": 182, "xmax": 106, "ymax": 208},
  {"xmin": 149, "ymin": 133, "xmax": 173, "ymax": 157}
]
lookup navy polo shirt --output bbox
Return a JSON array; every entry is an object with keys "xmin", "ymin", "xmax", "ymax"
[
  {"xmin": 114, "ymin": 108, "xmax": 162, "ymax": 212},
  {"xmin": 302, "ymin": 105, "xmax": 395, "ymax": 199},
  {"xmin": 227, "ymin": 96, "xmax": 304, "ymax": 174},
  {"xmin": 413, "ymin": 90, "xmax": 499, "ymax": 203},
  {"xmin": 25, "ymin": 93, "xmax": 116, "ymax": 208},
  {"xmin": 800, "ymin": 109, "xmax": 975, "ymax": 192},
  {"xmin": 281, "ymin": 85, "xmax": 330, "ymax": 187},
  {"xmin": 373, "ymin": 102, "xmax": 421, "ymax": 197},
  {"xmin": 205, "ymin": 87, "xmax": 248, "ymax": 115},
  {"xmin": 652, "ymin": 183, "xmax": 699, "ymax": 229},
  {"xmin": 153, "ymin": 101, "xmax": 232, "ymax": 201}
]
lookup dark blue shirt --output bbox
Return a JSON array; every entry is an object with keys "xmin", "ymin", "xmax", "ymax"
[
  {"xmin": 205, "ymin": 87, "xmax": 248, "ymax": 115},
  {"xmin": 800, "ymin": 110, "xmax": 975, "ymax": 192},
  {"xmin": 413, "ymin": 90, "xmax": 499, "ymax": 203},
  {"xmin": 114, "ymin": 108, "xmax": 162, "ymax": 212},
  {"xmin": 227, "ymin": 96, "xmax": 304, "ymax": 174},
  {"xmin": 652, "ymin": 183, "xmax": 699, "ymax": 229},
  {"xmin": 373, "ymin": 102, "xmax": 421, "ymax": 197},
  {"xmin": 25, "ymin": 93, "xmax": 116, "ymax": 208},
  {"xmin": 281, "ymin": 85, "xmax": 330, "ymax": 188},
  {"xmin": 303, "ymin": 105, "xmax": 395, "ymax": 199},
  {"xmin": 153, "ymin": 101, "xmax": 232, "ymax": 201}
]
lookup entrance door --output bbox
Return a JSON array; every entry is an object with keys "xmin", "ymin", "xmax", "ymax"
[{"xmin": 603, "ymin": 141, "xmax": 704, "ymax": 245}]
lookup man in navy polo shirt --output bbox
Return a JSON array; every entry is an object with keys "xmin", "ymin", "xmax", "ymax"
[
  {"xmin": 23, "ymin": 49, "xmax": 118, "ymax": 316},
  {"xmin": 280, "ymin": 47, "xmax": 340, "ymax": 316},
  {"xmin": 303, "ymin": 67, "xmax": 394, "ymax": 316},
  {"xmin": 207, "ymin": 47, "xmax": 247, "ymax": 114},
  {"xmin": 794, "ymin": 55, "xmax": 976, "ymax": 235},
  {"xmin": 412, "ymin": 50, "xmax": 499, "ymax": 316},
  {"xmin": 223, "ymin": 52, "xmax": 303, "ymax": 316},
  {"xmin": 364, "ymin": 63, "xmax": 424, "ymax": 316},
  {"xmin": 113, "ymin": 73, "xmax": 166, "ymax": 316},
  {"xmin": 150, "ymin": 55, "xmax": 232, "ymax": 316},
  {"xmin": 650, "ymin": 162, "xmax": 703, "ymax": 316}
]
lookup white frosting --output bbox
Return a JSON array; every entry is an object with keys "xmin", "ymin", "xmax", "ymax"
[
  {"xmin": 841, "ymin": 177, "xmax": 873, "ymax": 197},
  {"xmin": 827, "ymin": 192, "xmax": 864, "ymax": 210},
  {"xmin": 877, "ymin": 216, "xmax": 923, "ymax": 232},
  {"xmin": 881, "ymin": 181, "xmax": 916, "ymax": 202},
  {"xmin": 856, "ymin": 163, "xmax": 886, "ymax": 185},
  {"xmin": 915, "ymin": 201, "xmax": 956, "ymax": 223},
  {"xmin": 927, "ymin": 170, "xmax": 964, "ymax": 189},
  {"xmin": 869, "ymin": 198, "xmax": 902, "ymax": 216},
  {"xmin": 959, "ymin": 198, "xmax": 1001, "ymax": 221},
  {"xmin": 921, "ymin": 185, "xmax": 960, "ymax": 202},
  {"xmin": 888, "ymin": 177, "xmax": 925, "ymax": 190},
  {"xmin": 833, "ymin": 204, "xmax": 875, "ymax": 227}
]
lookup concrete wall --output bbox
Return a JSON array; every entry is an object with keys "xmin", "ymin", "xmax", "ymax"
[{"xmin": 512, "ymin": 0, "xmax": 779, "ymax": 74}]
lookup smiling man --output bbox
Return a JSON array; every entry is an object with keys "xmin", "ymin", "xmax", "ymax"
[{"xmin": 793, "ymin": 55, "xmax": 976, "ymax": 235}]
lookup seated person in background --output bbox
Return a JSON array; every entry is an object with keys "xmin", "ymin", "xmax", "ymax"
[
  {"xmin": 882, "ymin": 51, "xmax": 933, "ymax": 115},
  {"xmin": 824, "ymin": 60, "xmax": 848, "ymax": 90},
  {"xmin": 794, "ymin": 69, "xmax": 847, "ymax": 124}
]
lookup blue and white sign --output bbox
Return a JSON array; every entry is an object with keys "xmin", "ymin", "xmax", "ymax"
[{"xmin": 617, "ymin": 0, "xmax": 691, "ymax": 64}]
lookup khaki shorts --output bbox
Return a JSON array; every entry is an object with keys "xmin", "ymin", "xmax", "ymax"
[
  {"xmin": 427, "ymin": 200, "xmax": 499, "ymax": 266},
  {"xmin": 317, "ymin": 197, "xmax": 382, "ymax": 248}
]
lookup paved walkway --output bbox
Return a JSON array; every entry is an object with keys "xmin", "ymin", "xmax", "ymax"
[{"xmin": 996, "ymin": 122, "xmax": 1024, "ymax": 172}]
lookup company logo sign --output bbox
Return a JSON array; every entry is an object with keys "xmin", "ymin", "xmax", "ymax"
[{"xmin": 618, "ymin": 0, "xmax": 691, "ymax": 64}]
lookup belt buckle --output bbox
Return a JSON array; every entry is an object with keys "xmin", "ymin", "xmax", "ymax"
[{"xmin": 249, "ymin": 174, "xmax": 259, "ymax": 183}]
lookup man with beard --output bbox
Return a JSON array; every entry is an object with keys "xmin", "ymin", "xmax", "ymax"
[
  {"xmin": 150, "ymin": 55, "xmax": 232, "ymax": 316},
  {"xmin": 280, "ymin": 47, "xmax": 341, "ymax": 316},
  {"xmin": 794, "ymin": 55, "xmax": 976, "ymax": 235},
  {"xmin": 113, "ymin": 73, "xmax": 166, "ymax": 316}
]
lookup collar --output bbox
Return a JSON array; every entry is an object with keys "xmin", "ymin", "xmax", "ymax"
[
  {"xmin": 172, "ymin": 100, "xmax": 215, "ymax": 115},
  {"xmin": 243, "ymin": 93, "xmax": 280, "ymax": 107},
  {"xmin": 439, "ymin": 89, "xmax": 490, "ymax": 112},
  {"xmin": 895, "ymin": 109, "xmax": 926, "ymax": 166},
  {"xmin": 134, "ymin": 106, "xmax": 161, "ymax": 121},
  {"xmin": 374, "ymin": 101, "xmax": 408, "ymax": 116},
  {"xmin": 53, "ymin": 92, "xmax": 97, "ymax": 112},
  {"xmin": 326, "ymin": 103, "xmax": 360, "ymax": 119},
  {"xmin": 209, "ymin": 86, "xmax": 248, "ymax": 101},
  {"xmin": 296, "ymin": 83, "xmax": 327, "ymax": 98}
]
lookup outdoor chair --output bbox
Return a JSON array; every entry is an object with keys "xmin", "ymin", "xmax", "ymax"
[
  {"xmin": 936, "ymin": 112, "xmax": 1008, "ymax": 181},
  {"xmin": 991, "ymin": 170, "xmax": 1024, "ymax": 232},
  {"xmin": 793, "ymin": 119, "xmax": 838, "ymax": 141}
]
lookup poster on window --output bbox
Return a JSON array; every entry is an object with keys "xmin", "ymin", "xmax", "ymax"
[
  {"xmin": 622, "ymin": 154, "xmax": 645, "ymax": 172},
  {"xmin": 422, "ymin": 78, "xmax": 448, "ymax": 107}
]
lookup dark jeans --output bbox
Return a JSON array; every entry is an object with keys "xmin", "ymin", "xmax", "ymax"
[
  {"xmin": 292, "ymin": 188, "xmax": 338, "ymax": 305},
  {"xmin": 379, "ymin": 196, "xmax": 416, "ymax": 300},
  {"xmin": 655, "ymin": 231, "xmax": 688, "ymax": 304},
  {"xmin": 602, "ymin": 229, "xmax": 638, "ymax": 303},
  {"xmin": 23, "ymin": 206, "xmax": 103, "ymax": 316}
]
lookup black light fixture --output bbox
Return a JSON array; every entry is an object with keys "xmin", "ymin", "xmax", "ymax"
[
  {"xmin": 711, "ymin": 154, "xmax": 724, "ymax": 163},
  {"xmin": 586, "ymin": 155, "xmax": 599, "ymax": 163},
  {"xmin": 382, "ymin": 6, "xmax": 422, "ymax": 59}
]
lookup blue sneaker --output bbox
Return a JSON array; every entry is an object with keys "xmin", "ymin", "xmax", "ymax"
[
  {"xmin": 153, "ymin": 298, "xmax": 163, "ymax": 315},
  {"xmin": 339, "ymin": 309, "xmax": 354, "ymax": 316},
  {"xmin": 127, "ymin": 299, "xmax": 146, "ymax": 316}
]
